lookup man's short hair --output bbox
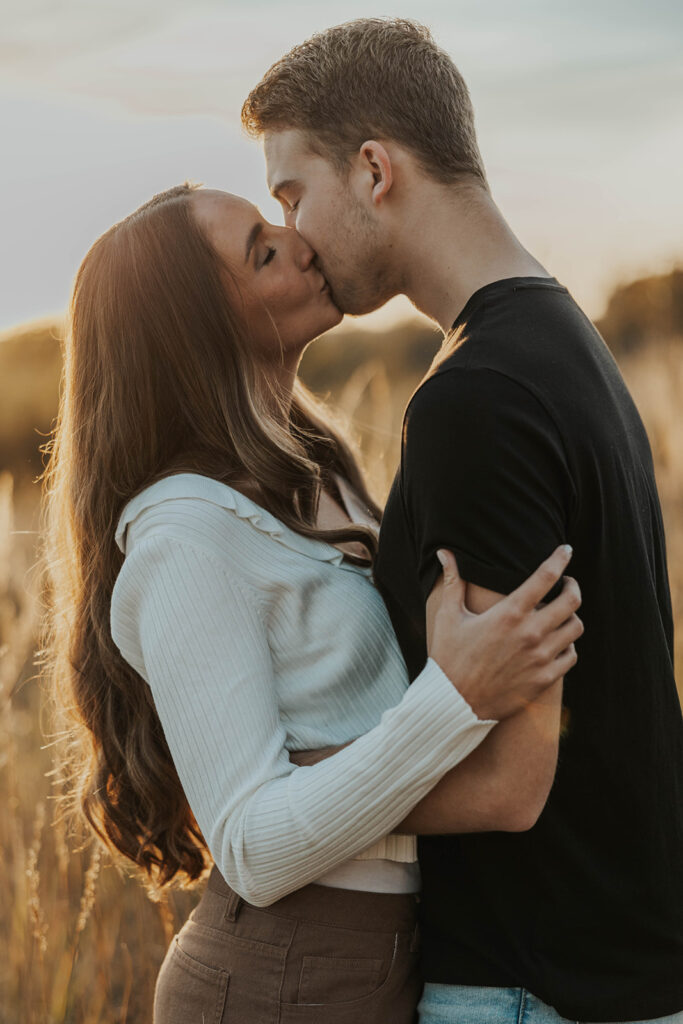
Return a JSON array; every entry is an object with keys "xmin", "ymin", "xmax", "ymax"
[{"xmin": 241, "ymin": 18, "xmax": 488, "ymax": 189}]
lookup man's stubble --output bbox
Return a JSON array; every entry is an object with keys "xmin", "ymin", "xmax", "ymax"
[{"xmin": 321, "ymin": 191, "xmax": 397, "ymax": 317}]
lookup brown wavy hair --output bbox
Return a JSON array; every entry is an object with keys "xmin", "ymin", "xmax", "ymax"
[{"xmin": 39, "ymin": 181, "xmax": 381, "ymax": 890}]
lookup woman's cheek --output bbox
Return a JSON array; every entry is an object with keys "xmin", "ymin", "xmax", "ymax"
[{"xmin": 265, "ymin": 274, "xmax": 298, "ymax": 312}]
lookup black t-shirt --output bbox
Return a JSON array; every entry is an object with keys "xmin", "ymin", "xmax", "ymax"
[{"xmin": 374, "ymin": 277, "xmax": 683, "ymax": 1020}]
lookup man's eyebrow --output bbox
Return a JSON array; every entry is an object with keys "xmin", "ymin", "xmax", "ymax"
[
  {"xmin": 269, "ymin": 178, "xmax": 299, "ymax": 199},
  {"xmin": 244, "ymin": 222, "xmax": 263, "ymax": 264}
]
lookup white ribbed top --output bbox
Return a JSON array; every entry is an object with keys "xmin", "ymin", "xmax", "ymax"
[{"xmin": 109, "ymin": 472, "xmax": 496, "ymax": 906}]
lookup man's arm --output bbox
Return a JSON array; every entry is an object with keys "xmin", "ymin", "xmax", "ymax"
[
  {"xmin": 293, "ymin": 370, "xmax": 576, "ymax": 833},
  {"xmin": 395, "ymin": 367, "xmax": 574, "ymax": 832},
  {"xmin": 291, "ymin": 581, "xmax": 565, "ymax": 834},
  {"xmin": 394, "ymin": 578, "xmax": 563, "ymax": 834}
]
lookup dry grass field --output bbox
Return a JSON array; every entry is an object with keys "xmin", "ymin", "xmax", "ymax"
[{"xmin": 1, "ymin": 272, "xmax": 682, "ymax": 1022}]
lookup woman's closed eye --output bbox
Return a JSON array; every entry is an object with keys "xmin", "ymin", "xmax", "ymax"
[{"xmin": 261, "ymin": 246, "xmax": 276, "ymax": 267}]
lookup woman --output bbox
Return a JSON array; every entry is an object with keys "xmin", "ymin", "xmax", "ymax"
[{"xmin": 41, "ymin": 182, "xmax": 582, "ymax": 1023}]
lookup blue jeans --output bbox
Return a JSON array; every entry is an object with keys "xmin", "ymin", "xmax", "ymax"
[{"xmin": 417, "ymin": 984, "xmax": 683, "ymax": 1024}]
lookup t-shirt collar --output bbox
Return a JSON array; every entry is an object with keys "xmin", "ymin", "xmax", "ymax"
[{"xmin": 450, "ymin": 275, "xmax": 564, "ymax": 332}]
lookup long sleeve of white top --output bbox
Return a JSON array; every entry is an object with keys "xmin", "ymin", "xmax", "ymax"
[{"xmin": 110, "ymin": 534, "xmax": 497, "ymax": 906}]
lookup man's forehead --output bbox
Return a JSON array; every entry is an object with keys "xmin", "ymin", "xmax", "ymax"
[{"xmin": 264, "ymin": 129, "xmax": 313, "ymax": 190}]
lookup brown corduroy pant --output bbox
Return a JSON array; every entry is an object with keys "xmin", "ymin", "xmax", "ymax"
[{"xmin": 153, "ymin": 863, "xmax": 423, "ymax": 1023}]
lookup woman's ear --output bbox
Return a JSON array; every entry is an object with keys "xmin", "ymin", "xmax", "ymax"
[{"xmin": 359, "ymin": 140, "xmax": 393, "ymax": 206}]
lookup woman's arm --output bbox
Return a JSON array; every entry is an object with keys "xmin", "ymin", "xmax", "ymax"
[
  {"xmin": 291, "ymin": 685, "xmax": 562, "ymax": 835},
  {"xmin": 291, "ymin": 567, "xmax": 578, "ymax": 835},
  {"xmin": 394, "ymin": 680, "xmax": 562, "ymax": 834},
  {"xmin": 110, "ymin": 534, "xmax": 495, "ymax": 908}
]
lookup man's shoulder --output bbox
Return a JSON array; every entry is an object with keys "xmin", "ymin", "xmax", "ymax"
[{"xmin": 404, "ymin": 361, "xmax": 550, "ymax": 436}]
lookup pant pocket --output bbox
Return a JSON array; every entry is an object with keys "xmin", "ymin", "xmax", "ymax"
[
  {"xmin": 279, "ymin": 930, "xmax": 423, "ymax": 1024},
  {"xmin": 298, "ymin": 954, "xmax": 383, "ymax": 1004},
  {"xmin": 153, "ymin": 935, "xmax": 229, "ymax": 1024}
]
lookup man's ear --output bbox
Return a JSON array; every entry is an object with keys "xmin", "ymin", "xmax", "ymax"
[{"xmin": 358, "ymin": 140, "xmax": 393, "ymax": 206}]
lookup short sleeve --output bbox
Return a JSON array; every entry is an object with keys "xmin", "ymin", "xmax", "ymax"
[{"xmin": 402, "ymin": 367, "xmax": 574, "ymax": 603}]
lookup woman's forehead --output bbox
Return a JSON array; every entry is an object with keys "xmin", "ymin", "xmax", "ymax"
[
  {"xmin": 192, "ymin": 190, "xmax": 261, "ymax": 257},
  {"xmin": 193, "ymin": 189, "xmax": 256, "ymax": 219}
]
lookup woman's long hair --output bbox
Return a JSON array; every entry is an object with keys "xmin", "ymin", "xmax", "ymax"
[{"xmin": 39, "ymin": 182, "xmax": 381, "ymax": 890}]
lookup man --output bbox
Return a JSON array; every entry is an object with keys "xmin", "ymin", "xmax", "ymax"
[{"xmin": 242, "ymin": 18, "xmax": 683, "ymax": 1023}]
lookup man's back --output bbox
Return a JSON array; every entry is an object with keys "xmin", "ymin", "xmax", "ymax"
[{"xmin": 375, "ymin": 275, "xmax": 683, "ymax": 1020}]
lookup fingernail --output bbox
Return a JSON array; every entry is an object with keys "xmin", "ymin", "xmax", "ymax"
[
  {"xmin": 436, "ymin": 549, "xmax": 447, "ymax": 567},
  {"xmin": 562, "ymin": 544, "xmax": 573, "ymax": 557}
]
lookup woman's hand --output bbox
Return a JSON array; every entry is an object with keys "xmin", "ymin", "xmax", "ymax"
[{"xmin": 428, "ymin": 545, "xmax": 582, "ymax": 721}]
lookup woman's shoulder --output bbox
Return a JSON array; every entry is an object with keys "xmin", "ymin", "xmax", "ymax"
[
  {"xmin": 111, "ymin": 476, "xmax": 266, "ymax": 618},
  {"xmin": 113, "ymin": 472, "xmax": 352, "ymax": 573},
  {"xmin": 109, "ymin": 477, "xmax": 273, "ymax": 673},
  {"xmin": 114, "ymin": 472, "xmax": 253, "ymax": 554},
  {"xmin": 115, "ymin": 472, "xmax": 301, "ymax": 574}
]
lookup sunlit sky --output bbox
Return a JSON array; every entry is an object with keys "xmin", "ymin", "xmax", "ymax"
[{"xmin": 1, "ymin": 0, "xmax": 681, "ymax": 331}]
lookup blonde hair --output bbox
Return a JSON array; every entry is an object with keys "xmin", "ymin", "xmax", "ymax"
[{"xmin": 242, "ymin": 17, "xmax": 488, "ymax": 189}]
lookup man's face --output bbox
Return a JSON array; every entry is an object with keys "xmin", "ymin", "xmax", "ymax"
[{"xmin": 264, "ymin": 129, "xmax": 396, "ymax": 316}]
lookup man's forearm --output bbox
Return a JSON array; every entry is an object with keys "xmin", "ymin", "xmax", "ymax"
[
  {"xmin": 389, "ymin": 577, "xmax": 565, "ymax": 835},
  {"xmin": 393, "ymin": 678, "xmax": 562, "ymax": 834},
  {"xmin": 289, "ymin": 680, "xmax": 562, "ymax": 834}
]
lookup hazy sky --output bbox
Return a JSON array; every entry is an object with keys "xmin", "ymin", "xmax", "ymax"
[{"xmin": 1, "ymin": 0, "xmax": 681, "ymax": 330}]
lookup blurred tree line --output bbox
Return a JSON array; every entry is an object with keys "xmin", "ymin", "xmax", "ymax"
[{"xmin": 0, "ymin": 268, "xmax": 681, "ymax": 481}]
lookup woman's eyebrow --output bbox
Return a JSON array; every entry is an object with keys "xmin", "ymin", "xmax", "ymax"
[{"xmin": 244, "ymin": 222, "xmax": 263, "ymax": 264}]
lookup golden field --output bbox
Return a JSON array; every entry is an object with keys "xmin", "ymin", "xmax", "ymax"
[{"xmin": 1, "ymin": 269, "xmax": 682, "ymax": 1022}]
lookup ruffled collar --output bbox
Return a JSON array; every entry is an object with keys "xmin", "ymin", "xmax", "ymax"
[{"xmin": 114, "ymin": 472, "xmax": 375, "ymax": 578}]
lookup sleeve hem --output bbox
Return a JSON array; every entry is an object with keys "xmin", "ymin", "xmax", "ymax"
[
  {"xmin": 419, "ymin": 546, "xmax": 564, "ymax": 605},
  {"xmin": 420, "ymin": 656, "xmax": 499, "ymax": 727}
]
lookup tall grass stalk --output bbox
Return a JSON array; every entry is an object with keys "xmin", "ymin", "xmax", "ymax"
[{"xmin": 1, "ymin": 338, "xmax": 681, "ymax": 1021}]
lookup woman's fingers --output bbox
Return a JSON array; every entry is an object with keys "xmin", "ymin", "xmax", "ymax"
[
  {"xmin": 551, "ymin": 642, "xmax": 578, "ymax": 680},
  {"xmin": 436, "ymin": 549, "xmax": 466, "ymax": 609},
  {"xmin": 427, "ymin": 542, "xmax": 582, "ymax": 719},
  {"xmin": 436, "ymin": 547, "xmax": 460, "ymax": 584},
  {"xmin": 542, "ymin": 614, "xmax": 584, "ymax": 662},
  {"xmin": 535, "ymin": 576, "xmax": 582, "ymax": 632},
  {"xmin": 530, "ymin": 643, "xmax": 578, "ymax": 696},
  {"xmin": 508, "ymin": 545, "xmax": 574, "ymax": 613}
]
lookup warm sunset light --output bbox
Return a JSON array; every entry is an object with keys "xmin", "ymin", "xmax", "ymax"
[
  {"xmin": 2, "ymin": 6, "xmax": 683, "ymax": 1023},
  {"xmin": 1, "ymin": 0, "xmax": 682, "ymax": 329}
]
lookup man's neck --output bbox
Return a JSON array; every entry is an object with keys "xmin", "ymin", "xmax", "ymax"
[{"xmin": 395, "ymin": 184, "xmax": 552, "ymax": 333}]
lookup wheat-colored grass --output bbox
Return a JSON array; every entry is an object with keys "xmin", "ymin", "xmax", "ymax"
[{"xmin": 1, "ymin": 338, "xmax": 682, "ymax": 1022}]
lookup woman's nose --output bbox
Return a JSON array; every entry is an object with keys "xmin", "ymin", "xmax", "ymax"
[
  {"xmin": 297, "ymin": 238, "xmax": 315, "ymax": 272},
  {"xmin": 279, "ymin": 224, "xmax": 316, "ymax": 272}
]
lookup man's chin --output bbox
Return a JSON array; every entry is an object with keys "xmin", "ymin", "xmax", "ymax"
[
  {"xmin": 328, "ymin": 305, "xmax": 344, "ymax": 328},
  {"xmin": 333, "ymin": 290, "xmax": 390, "ymax": 318}
]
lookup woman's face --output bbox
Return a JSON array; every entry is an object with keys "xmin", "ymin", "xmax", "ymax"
[{"xmin": 191, "ymin": 189, "xmax": 342, "ymax": 359}]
